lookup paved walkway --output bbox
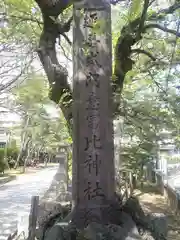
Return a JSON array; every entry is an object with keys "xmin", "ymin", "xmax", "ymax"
[{"xmin": 0, "ymin": 166, "xmax": 58, "ymax": 239}]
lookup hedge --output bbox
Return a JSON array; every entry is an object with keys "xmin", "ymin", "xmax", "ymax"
[{"xmin": 0, "ymin": 147, "xmax": 20, "ymax": 172}]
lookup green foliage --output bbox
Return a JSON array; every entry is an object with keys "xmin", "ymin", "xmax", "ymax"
[
  {"xmin": 168, "ymin": 156, "xmax": 180, "ymax": 164},
  {"xmin": 6, "ymin": 147, "xmax": 19, "ymax": 159},
  {"xmin": 118, "ymin": 73, "xmax": 180, "ymax": 176},
  {"xmin": 0, "ymin": 147, "xmax": 20, "ymax": 171},
  {"xmin": 128, "ymin": 0, "xmax": 143, "ymax": 21},
  {"xmin": 110, "ymin": 1, "xmax": 180, "ymax": 175},
  {"xmin": 10, "ymin": 72, "xmax": 70, "ymax": 167},
  {"xmin": 1, "ymin": 0, "xmax": 41, "ymax": 46},
  {"xmin": 0, "ymin": 148, "xmax": 7, "ymax": 173},
  {"xmin": 13, "ymin": 72, "xmax": 49, "ymax": 106}
]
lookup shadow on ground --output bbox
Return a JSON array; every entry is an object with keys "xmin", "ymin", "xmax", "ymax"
[
  {"xmin": 135, "ymin": 183, "xmax": 160, "ymax": 196},
  {"xmin": 0, "ymin": 175, "xmax": 17, "ymax": 186}
]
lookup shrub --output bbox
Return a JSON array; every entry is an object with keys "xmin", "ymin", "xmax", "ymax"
[
  {"xmin": 7, "ymin": 147, "xmax": 19, "ymax": 159},
  {"xmin": 0, "ymin": 147, "xmax": 20, "ymax": 171},
  {"xmin": 0, "ymin": 148, "xmax": 7, "ymax": 173},
  {"xmin": 8, "ymin": 159, "xmax": 16, "ymax": 169},
  {"xmin": 7, "ymin": 147, "xmax": 19, "ymax": 168}
]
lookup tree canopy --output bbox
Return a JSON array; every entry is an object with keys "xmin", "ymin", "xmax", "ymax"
[{"xmin": 0, "ymin": 0, "xmax": 180, "ymax": 172}]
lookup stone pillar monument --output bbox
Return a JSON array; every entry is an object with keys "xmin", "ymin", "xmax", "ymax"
[
  {"xmin": 55, "ymin": 151, "xmax": 68, "ymax": 191},
  {"xmin": 72, "ymin": 0, "xmax": 115, "ymax": 227}
]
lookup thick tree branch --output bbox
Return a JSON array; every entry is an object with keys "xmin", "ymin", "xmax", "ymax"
[
  {"xmin": 143, "ymin": 23, "xmax": 180, "ymax": 37},
  {"xmin": 113, "ymin": 1, "xmax": 179, "ymax": 117},
  {"xmin": 61, "ymin": 33, "xmax": 72, "ymax": 45},
  {"xmin": 148, "ymin": 0, "xmax": 155, "ymax": 7},
  {"xmin": 0, "ymin": 58, "xmax": 34, "ymax": 92},
  {"xmin": 138, "ymin": 0, "xmax": 150, "ymax": 37},
  {"xmin": 9, "ymin": 15, "xmax": 43, "ymax": 25},
  {"xmin": 131, "ymin": 49, "xmax": 156, "ymax": 61},
  {"xmin": 35, "ymin": 0, "xmax": 71, "ymax": 17},
  {"xmin": 35, "ymin": 0, "xmax": 73, "ymax": 132},
  {"xmin": 113, "ymin": 1, "xmax": 180, "ymax": 90},
  {"xmin": 148, "ymin": 2, "xmax": 180, "ymax": 20},
  {"xmin": 110, "ymin": 0, "xmax": 126, "ymax": 4}
]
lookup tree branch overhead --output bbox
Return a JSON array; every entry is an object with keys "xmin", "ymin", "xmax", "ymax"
[{"xmin": 35, "ymin": 0, "xmax": 73, "ymax": 131}]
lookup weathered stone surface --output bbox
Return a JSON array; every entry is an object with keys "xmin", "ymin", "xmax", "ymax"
[
  {"xmin": 40, "ymin": 196, "xmax": 168, "ymax": 240},
  {"xmin": 56, "ymin": 191, "xmax": 72, "ymax": 202},
  {"xmin": 72, "ymin": 0, "xmax": 115, "ymax": 222},
  {"xmin": 38, "ymin": 201, "xmax": 63, "ymax": 228},
  {"xmin": 122, "ymin": 197, "xmax": 168, "ymax": 240},
  {"xmin": 43, "ymin": 223, "xmax": 76, "ymax": 240},
  {"xmin": 41, "ymin": 159, "xmax": 70, "ymax": 203},
  {"xmin": 43, "ymin": 224, "xmax": 65, "ymax": 240},
  {"xmin": 146, "ymin": 213, "xmax": 168, "ymax": 239},
  {"xmin": 44, "ymin": 220, "xmax": 141, "ymax": 240},
  {"xmin": 122, "ymin": 196, "xmax": 146, "ymax": 222},
  {"xmin": 37, "ymin": 202, "xmax": 71, "ymax": 240}
]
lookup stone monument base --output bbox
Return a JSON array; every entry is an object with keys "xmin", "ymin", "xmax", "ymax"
[{"xmin": 38, "ymin": 196, "xmax": 167, "ymax": 240}]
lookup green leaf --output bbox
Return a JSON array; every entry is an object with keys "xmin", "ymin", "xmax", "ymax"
[{"xmin": 128, "ymin": 0, "xmax": 143, "ymax": 21}]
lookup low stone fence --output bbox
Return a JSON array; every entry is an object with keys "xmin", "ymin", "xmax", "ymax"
[
  {"xmin": 116, "ymin": 167, "xmax": 134, "ymax": 200},
  {"xmin": 155, "ymin": 171, "xmax": 180, "ymax": 214},
  {"xmin": 155, "ymin": 171, "xmax": 165, "ymax": 195},
  {"xmin": 164, "ymin": 185, "xmax": 180, "ymax": 214}
]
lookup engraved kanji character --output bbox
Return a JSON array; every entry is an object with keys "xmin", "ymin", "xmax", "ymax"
[
  {"xmin": 92, "ymin": 154, "xmax": 101, "ymax": 176},
  {"xmin": 84, "ymin": 154, "xmax": 93, "ymax": 174},
  {"xmin": 86, "ymin": 72, "xmax": 100, "ymax": 88},
  {"xmin": 86, "ymin": 56, "xmax": 102, "ymax": 68},
  {"xmin": 84, "ymin": 153, "xmax": 101, "ymax": 176},
  {"xmin": 86, "ymin": 113, "xmax": 100, "ymax": 129},
  {"xmin": 84, "ymin": 181, "xmax": 92, "ymax": 200},
  {"xmin": 84, "ymin": 134, "xmax": 101, "ymax": 151},
  {"xmin": 83, "ymin": 11, "xmax": 98, "ymax": 28},
  {"xmin": 91, "ymin": 182, "xmax": 105, "ymax": 199},
  {"xmin": 86, "ymin": 92, "xmax": 100, "ymax": 110},
  {"xmin": 83, "ymin": 33, "xmax": 100, "ymax": 48},
  {"xmin": 84, "ymin": 182, "xmax": 104, "ymax": 201}
]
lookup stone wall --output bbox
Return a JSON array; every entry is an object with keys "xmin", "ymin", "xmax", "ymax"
[
  {"xmin": 154, "ymin": 171, "xmax": 180, "ymax": 214},
  {"xmin": 164, "ymin": 185, "xmax": 180, "ymax": 214},
  {"xmin": 155, "ymin": 172, "xmax": 165, "ymax": 195}
]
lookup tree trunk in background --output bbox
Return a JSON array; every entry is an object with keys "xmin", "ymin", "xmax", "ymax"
[
  {"xmin": 44, "ymin": 154, "xmax": 49, "ymax": 167},
  {"xmin": 22, "ymin": 144, "xmax": 30, "ymax": 173},
  {"xmin": 72, "ymin": 0, "xmax": 115, "ymax": 228},
  {"xmin": 14, "ymin": 115, "xmax": 30, "ymax": 169}
]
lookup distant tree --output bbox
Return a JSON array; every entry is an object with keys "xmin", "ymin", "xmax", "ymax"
[{"xmin": 11, "ymin": 72, "xmax": 69, "ymax": 169}]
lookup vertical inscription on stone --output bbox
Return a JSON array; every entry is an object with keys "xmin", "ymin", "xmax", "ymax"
[
  {"xmin": 83, "ymin": 9, "xmax": 103, "ymax": 202},
  {"xmin": 73, "ymin": 0, "xmax": 114, "ymax": 216}
]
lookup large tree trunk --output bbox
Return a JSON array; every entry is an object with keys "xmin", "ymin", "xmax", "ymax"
[{"xmin": 36, "ymin": 0, "xmax": 73, "ymax": 133}]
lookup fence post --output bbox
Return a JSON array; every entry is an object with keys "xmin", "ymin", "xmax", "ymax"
[{"xmin": 28, "ymin": 196, "xmax": 39, "ymax": 240}]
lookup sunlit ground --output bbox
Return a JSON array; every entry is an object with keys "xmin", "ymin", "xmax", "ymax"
[{"xmin": 0, "ymin": 166, "xmax": 58, "ymax": 239}]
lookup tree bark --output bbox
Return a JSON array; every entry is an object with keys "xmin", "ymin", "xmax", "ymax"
[
  {"xmin": 14, "ymin": 115, "xmax": 30, "ymax": 169},
  {"xmin": 22, "ymin": 140, "xmax": 31, "ymax": 173},
  {"xmin": 36, "ymin": 1, "xmax": 73, "ymax": 133}
]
